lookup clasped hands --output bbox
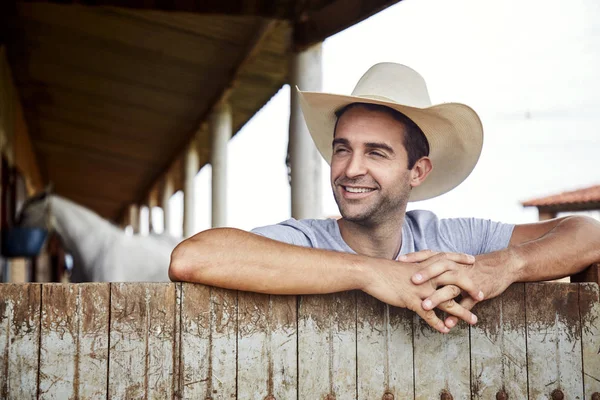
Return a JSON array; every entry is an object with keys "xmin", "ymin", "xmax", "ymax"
[{"xmin": 363, "ymin": 249, "xmax": 510, "ymax": 334}]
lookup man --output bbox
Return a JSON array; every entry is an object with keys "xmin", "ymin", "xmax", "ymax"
[{"xmin": 169, "ymin": 63, "xmax": 600, "ymax": 333}]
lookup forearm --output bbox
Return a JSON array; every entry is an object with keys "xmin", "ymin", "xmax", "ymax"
[
  {"xmin": 169, "ymin": 227, "xmax": 371, "ymax": 294},
  {"xmin": 490, "ymin": 216, "xmax": 600, "ymax": 283}
]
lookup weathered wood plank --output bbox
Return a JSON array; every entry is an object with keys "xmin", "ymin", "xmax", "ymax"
[
  {"xmin": 356, "ymin": 292, "xmax": 413, "ymax": 399},
  {"xmin": 299, "ymin": 291, "xmax": 357, "ymax": 399},
  {"xmin": 173, "ymin": 283, "xmax": 182, "ymax": 399},
  {"xmin": 470, "ymin": 283, "xmax": 527, "ymax": 399},
  {"xmin": 180, "ymin": 284, "xmax": 237, "ymax": 399},
  {"xmin": 580, "ymin": 283, "xmax": 600, "ymax": 397},
  {"xmin": 180, "ymin": 283, "xmax": 211, "ymax": 399},
  {"xmin": 237, "ymin": 292, "xmax": 297, "ymax": 399},
  {"xmin": 208, "ymin": 287, "xmax": 238, "ymax": 398},
  {"xmin": 38, "ymin": 283, "xmax": 109, "ymax": 399},
  {"xmin": 0, "ymin": 283, "xmax": 41, "ymax": 400},
  {"xmin": 526, "ymin": 283, "xmax": 583, "ymax": 399},
  {"xmin": 108, "ymin": 283, "xmax": 178, "ymax": 399},
  {"xmin": 413, "ymin": 309, "xmax": 470, "ymax": 399}
]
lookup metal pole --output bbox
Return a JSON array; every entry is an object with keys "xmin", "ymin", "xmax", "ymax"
[
  {"xmin": 289, "ymin": 43, "xmax": 323, "ymax": 219},
  {"xmin": 210, "ymin": 102, "xmax": 232, "ymax": 228}
]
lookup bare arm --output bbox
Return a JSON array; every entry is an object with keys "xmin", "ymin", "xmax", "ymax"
[
  {"xmin": 169, "ymin": 227, "xmax": 368, "ymax": 295},
  {"xmin": 506, "ymin": 215, "xmax": 600, "ymax": 282},
  {"xmin": 169, "ymin": 227, "xmax": 480, "ymax": 333},
  {"xmin": 412, "ymin": 215, "xmax": 600, "ymax": 327}
]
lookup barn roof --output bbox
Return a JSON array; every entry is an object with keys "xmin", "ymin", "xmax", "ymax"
[{"xmin": 2, "ymin": 0, "xmax": 401, "ymax": 220}]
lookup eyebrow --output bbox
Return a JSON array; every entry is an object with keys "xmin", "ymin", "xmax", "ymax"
[{"xmin": 332, "ymin": 138, "xmax": 395, "ymax": 155}]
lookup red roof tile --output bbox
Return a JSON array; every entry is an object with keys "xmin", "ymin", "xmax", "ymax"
[{"xmin": 522, "ymin": 185, "xmax": 600, "ymax": 207}]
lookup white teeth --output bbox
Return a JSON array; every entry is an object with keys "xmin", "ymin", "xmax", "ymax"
[{"xmin": 345, "ymin": 187, "xmax": 373, "ymax": 193}]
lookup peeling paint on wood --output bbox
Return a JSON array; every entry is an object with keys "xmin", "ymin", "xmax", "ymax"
[
  {"xmin": 580, "ymin": 283, "xmax": 600, "ymax": 397},
  {"xmin": 413, "ymin": 309, "xmax": 470, "ymax": 399},
  {"xmin": 470, "ymin": 283, "xmax": 527, "ymax": 399},
  {"xmin": 180, "ymin": 284, "xmax": 237, "ymax": 399},
  {"xmin": 38, "ymin": 283, "xmax": 109, "ymax": 399},
  {"xmin": 180, "ymin": 283, "xmax": 211, "ymax": 399},
  {"xmin": 526, "ymin": 283, "xmax": 583, "ymax": 399},
  {"xmin": 0, "ymin": 283, "xmax": 41, "ymax": 400},
  {"xmin": 237, "ymin": 292, "xmax": 297, "ymax": 399},
  {"xmin": 208, "ymin": 287, "xmax": 238, "ymax": 399},
  {"xmin": 108, "ymin": 283, "xmax": 178, "ymax": 399},
  {"xmin": 356, "ymin": 292, "xmax": 413, "ymax": 399},
  {"xmin": 298, "ymin": 291, "xmax": 357, "ymax": 399}
]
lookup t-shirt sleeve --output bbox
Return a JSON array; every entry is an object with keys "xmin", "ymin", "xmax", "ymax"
[
  {"xmin": 439, "ymin": 217, "xmax": 515, "ymax": 255},
  {"xmin": 250, "ymin": 219, "xmax": 313, "ymax": 248}
]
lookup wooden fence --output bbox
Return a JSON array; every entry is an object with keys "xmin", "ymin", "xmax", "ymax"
[{"xmin": 1, "ymin": 281, "xmax": 599, "ymax": 399}]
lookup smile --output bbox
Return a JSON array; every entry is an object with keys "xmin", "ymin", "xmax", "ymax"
[{"xmin": 343, "ymin": 186, "xmax": 375, "ymax": 193}]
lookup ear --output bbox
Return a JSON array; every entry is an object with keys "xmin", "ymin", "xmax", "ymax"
[{"xmin": 409, "ymin": 157, "xmax": 433, "ymax": 188}]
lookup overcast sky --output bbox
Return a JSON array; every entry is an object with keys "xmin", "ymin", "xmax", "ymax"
[{"xmin": 163, "ymin": 0, "xmax": 600, "ymax": 236}]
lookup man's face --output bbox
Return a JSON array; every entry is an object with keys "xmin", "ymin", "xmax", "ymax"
[{"xmin": 331, "ymin": 106, "xmax": 413, "ymax": 226}]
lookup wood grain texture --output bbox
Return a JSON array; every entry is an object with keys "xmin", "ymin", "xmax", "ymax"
[
  {"xmin": 470, "ymin": 284, "xmax": 527, "ymax": 399},
  {"xmin": 237, "ymin": 292, "xmax": 297, "ymax": 399},
  {"xmin": 526, "ymin": 283, "xmax": 583, "ymax": 399},
  {"xmin": 108, "ymin": 283, "xmax": 178, "ymax": 399},
  {"xmin": 0, "ymin": 283, "xmax": 41, "ymax": 400},
  {"xmin": 579, "ymin": 283, "xmax": 600, "ymax": 397},
  {"xmin": 413, "ymin": 310, "xmax": 470, "ymax": 400},
  {"xmin": 38, "ymin": 283, "xmax": 109, "ymax": 399},
  {"xmin": 356, "ymin": 292, "xmax": 414, "ymax": 399},
  {"xmin": 180, "ymin": 283, "xmax": 211, "ymax": 399},
  {"xmin": 208, "ymin": 287, "xmax": 238, "ymax": 399},
  {"xmin": 298, "ymin": 291, "xmax": 357, "ymax": 399},
  {"xmin": 180, "ymin": 284, "xmax": 238, "ymax": 399}
]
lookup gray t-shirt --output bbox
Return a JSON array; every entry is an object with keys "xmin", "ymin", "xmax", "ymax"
[{"xmin": 251, "ymin": 210, "xmax": 515, "ymax": 257}]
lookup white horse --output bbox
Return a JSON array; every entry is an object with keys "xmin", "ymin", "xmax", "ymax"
[{"xmin": 16, "ymin": 192, "xmax": 181, "ymax": 282}]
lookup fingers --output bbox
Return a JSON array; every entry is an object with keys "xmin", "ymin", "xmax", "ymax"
[
  {"xmin": 444, "ymin": 297, "xmax": 478, "ymax": 328},
  {"xmin": 411, "ymin": 302, "xmax": 450, "ymax": 334},
  {"xmin": 411, "ymin": 252, "xmax": 476, "ymax": 285},
  {"xmin": 421, "ymin": 285, "xmax": 478, "ymax": 326},
  {"xmin": 433, "ymin": 271, "xmax": 484, "ymax": 302},
  {"xmin": 398, "ymin": 249, "xmax": 438, "ymax": 263}
]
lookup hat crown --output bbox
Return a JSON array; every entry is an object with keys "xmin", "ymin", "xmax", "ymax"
[{"xmin": 351, "ymin": 63, "xmax": 432, "ymax": 108}]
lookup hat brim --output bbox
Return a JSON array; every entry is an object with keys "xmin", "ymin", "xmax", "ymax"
[{"xmin": 297, "ymin": 90, "xmax": 483, "ymax": 202}]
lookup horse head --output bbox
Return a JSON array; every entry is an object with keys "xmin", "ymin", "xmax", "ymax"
[{"xmin": 16, "ymin": 187, "xmax": 54, "ymax": 232}]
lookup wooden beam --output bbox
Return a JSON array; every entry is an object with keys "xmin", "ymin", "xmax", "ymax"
[
  {"xmin": 535, "ymin": 203, "xmax": 600, "ymax": 214},
  {"xmin": 15, "ymin": 0, "xmax": 295, "ymax": 18},
  {"xmin": 293, "ymin": 0, "xmax": 402, "ymax": 51}
]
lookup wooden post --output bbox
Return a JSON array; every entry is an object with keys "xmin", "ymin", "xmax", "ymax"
[
  {"xmin": 289, "ymin": 43, "xmax": 322, "ymax": 219},
  {"xmin": 184, "ymin": 139, "xmax": 199, "ymax": 237},
  {"xmin": 571, "ymin": 263, "xmax": 600, "ymax": 286},
  {"xmin": 147, "ymin": 188, "xmax": 158, "ymax": 234},
  {"xmin": 210, "ymin": 102, "xmax": 231, "ymax": 228},
  {"xmin": 538, "ymin": 208, "xmax": 557, "ymax": 221},
  {"xmin": 162, "ymin": 175, "xmax": 174, "ymax": 235},
  {"xmin": 128, "ymin": 204, "xmax": 139, "ymax": 234}
]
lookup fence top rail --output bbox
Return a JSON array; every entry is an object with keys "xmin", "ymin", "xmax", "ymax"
[{"xmin": 1, "ymin": 281, "xmax": 599, "ymax": 399}]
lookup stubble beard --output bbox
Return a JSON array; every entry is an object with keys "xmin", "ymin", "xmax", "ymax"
[{"xmin": 333, "ymin": 181, "xmax": 411, "ymax": 227}]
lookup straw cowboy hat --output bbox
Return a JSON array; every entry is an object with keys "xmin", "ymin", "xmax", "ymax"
[{"xmin": 297, "ymin": 62, "xmax": 483, "ymax": 201}]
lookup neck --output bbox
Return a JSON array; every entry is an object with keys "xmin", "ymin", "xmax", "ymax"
[
  {"xmin": 49, "ymin": 195, "xmax": 121, "ymax": 280},
  {"xmin": 338, "ymin": 207, "xmax": 406, "ymax": 259}
]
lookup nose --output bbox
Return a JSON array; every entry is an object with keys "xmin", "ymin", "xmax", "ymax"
[{"xmin": 344, "ymin": 153, "xmax": 367, "ymax": 178}]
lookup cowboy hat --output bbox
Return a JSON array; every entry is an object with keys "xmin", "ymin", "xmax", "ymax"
[{"xmin": 297, "ymin": 62, "xmax": 483, "ymax": 201}]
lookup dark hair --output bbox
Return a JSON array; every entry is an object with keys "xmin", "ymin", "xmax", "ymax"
[{"xmin": 333, "ymin": 103, "xmax": 430, "ymax": 169}]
